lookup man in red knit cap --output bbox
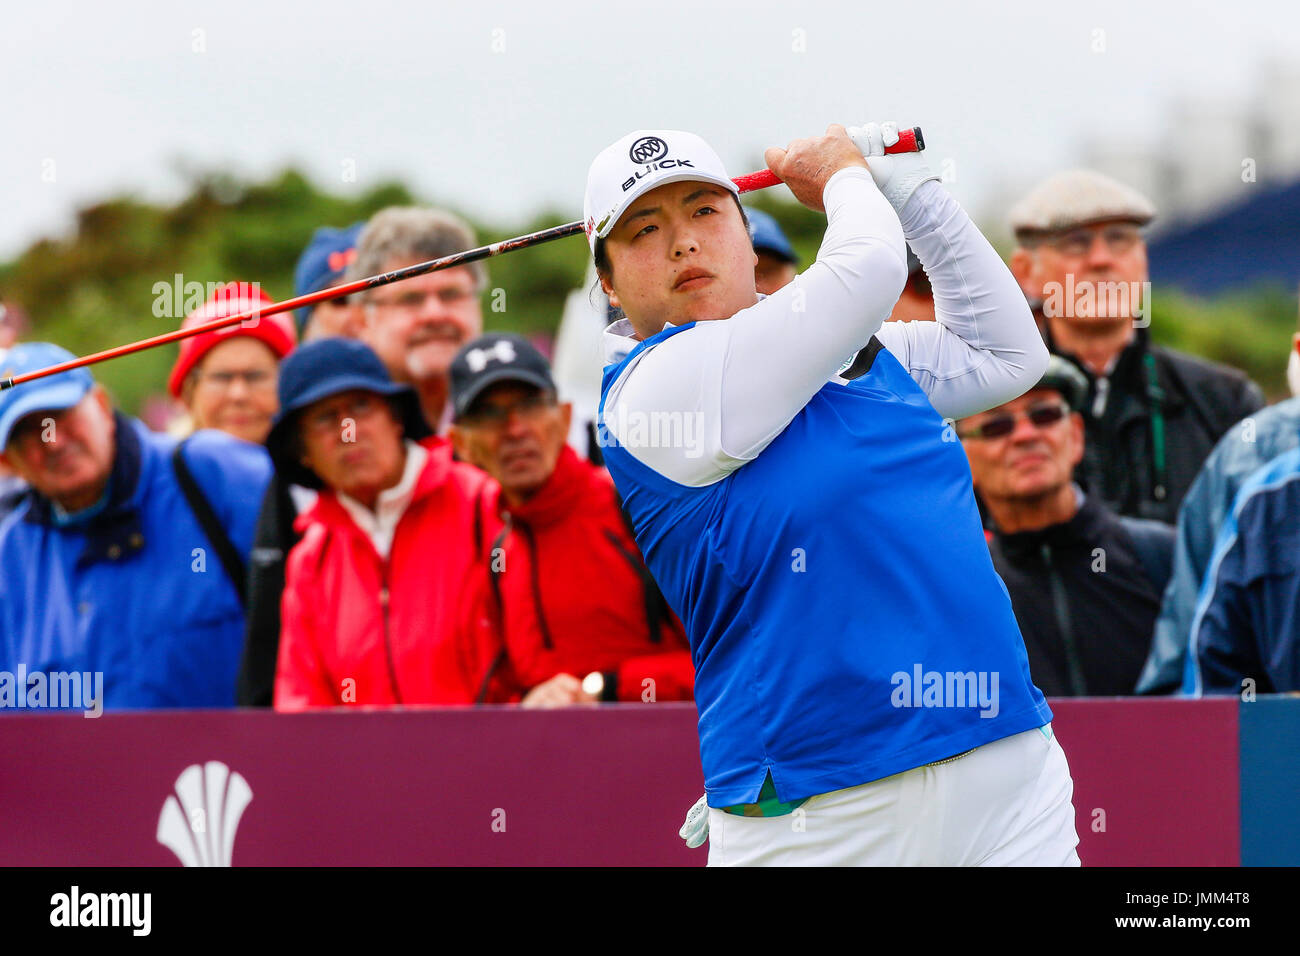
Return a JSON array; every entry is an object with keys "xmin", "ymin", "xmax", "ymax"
[
  {"xmin": 449, "ymin": 333, "xmax": 694, "ymax": 707},
  {"xmin": 169, "ymin": 282, "xmax": 297, "ymax": 445}
]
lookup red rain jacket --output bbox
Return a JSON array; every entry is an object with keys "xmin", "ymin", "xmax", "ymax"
[
  {"xmin": 274, "ymin": 437, "xmax": 495, "ymax": 710},
  {"xmin": 478, "ymin": 446, "xmax": 695, "ymax": 703}
]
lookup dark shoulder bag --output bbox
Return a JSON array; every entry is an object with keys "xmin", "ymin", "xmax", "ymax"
[{"xmin": 172, "ymin": 439, "xmax": 248, "ymax": 606}]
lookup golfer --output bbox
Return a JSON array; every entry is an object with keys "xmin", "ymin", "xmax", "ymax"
[{"xmin": 588, "ymin": 123, "xmax": 1080, "ymax": 866}]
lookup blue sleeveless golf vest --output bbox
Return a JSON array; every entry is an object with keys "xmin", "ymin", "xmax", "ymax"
[{"xmin": 599, "ymin": 323, "xmax": 1051, "ymax": 806}]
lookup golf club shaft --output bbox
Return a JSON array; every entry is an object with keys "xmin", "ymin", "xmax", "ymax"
[{"xmin": 2, "ymin": 127, "xmax": 924, "ymax": 390}]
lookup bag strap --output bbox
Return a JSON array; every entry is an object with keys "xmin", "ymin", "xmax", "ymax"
[
  {"xmin": 613, "ymin": 504, "xmax": 667, "ymax": 644},
  {"xmin": 172, "ymin": 439, "xmax": 248, "ymax": 606}
]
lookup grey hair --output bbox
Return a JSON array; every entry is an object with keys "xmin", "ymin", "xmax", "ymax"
[{"xmin": 347, "ymin": 206, "xmax": 487, "ymax": 299}]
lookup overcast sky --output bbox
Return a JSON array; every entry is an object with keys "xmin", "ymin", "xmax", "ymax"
[{"xmin": 2, "ymin": 0, "xmax": 1298, "ymax": 259}]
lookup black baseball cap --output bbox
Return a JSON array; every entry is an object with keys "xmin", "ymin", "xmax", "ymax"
[{"xmin": 450, "ymin": 333, "xmax": 556, "ymax": 421}]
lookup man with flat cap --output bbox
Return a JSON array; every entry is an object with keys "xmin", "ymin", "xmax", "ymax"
[{"xmin": 1008, "ymin": 170, "xmax": 1263, "ymax": 524}]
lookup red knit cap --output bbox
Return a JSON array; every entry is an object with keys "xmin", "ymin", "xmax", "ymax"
[{"xmin": 167, "ymin": 282, "xmax": 296, "ymax": 398}]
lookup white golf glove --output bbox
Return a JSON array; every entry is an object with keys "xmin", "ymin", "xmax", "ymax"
[
  {"xmin": 847, "ymin": 121, "xmax": 939, "ymax": 213},
  {"xmin": 679, "ymin": 793, "xmax": 710, "ymax": 849}
]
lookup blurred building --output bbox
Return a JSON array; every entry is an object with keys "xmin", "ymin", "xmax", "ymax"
[
  {"xmin": 1145, "ymin": 178, "xmax": 1300, "ymax": 295},
  {"xmin": 982, "ymin": 61, "xmax": 1300, "ymax": 250},
  {"xmin": 1084, "ymin": 62, "xmax": 1300, "ymax": 228}
]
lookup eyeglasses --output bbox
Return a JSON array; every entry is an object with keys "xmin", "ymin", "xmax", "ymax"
[
  {"xmin": 196, "ymin": 369, "xmax": 276, "ymax": 392},
  {"xmin": 959, "ymin": 401, "xmax": 1070, "ymax": 440},
  {"xmin": 302, "ymin": 393, "xmax": 387, "ymax": 436},
  {"xmin": 1035, "ymin": 223, "xmax": 1143, "ymax": 258},
  {"xmin": 460, "ymin": 393, "xmax": 554, "ymax": 429},
  {"xmin": 367, "ymin": 286, "xmax": 476, "ymax": 311}
]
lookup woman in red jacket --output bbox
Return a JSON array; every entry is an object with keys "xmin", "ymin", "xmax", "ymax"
[
  {"xmin": 449, "ymin": 333, "xmax": 695, "ymax": 706},
  {"xmin": 267, "ymin": 338, "xmax": 495, "ymax": 710}
]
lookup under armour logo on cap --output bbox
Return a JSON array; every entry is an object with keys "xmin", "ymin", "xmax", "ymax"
[
  {"xmin": 450, "ymin": 333, "xmax": 556, "ymax": 421},
  {"xmin": 465, "ymin": 339, "xmax": 517, "ymax": 372}
]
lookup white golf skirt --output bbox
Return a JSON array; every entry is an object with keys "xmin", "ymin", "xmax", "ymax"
[{"xmin": 707, "ymin": 724, "xmax": 1081, "ymax": 866}]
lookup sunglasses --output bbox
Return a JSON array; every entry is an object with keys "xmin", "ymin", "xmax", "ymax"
[{"xmin": 959, "ymin": 401, "xmax": 1070, "ymax": 440}]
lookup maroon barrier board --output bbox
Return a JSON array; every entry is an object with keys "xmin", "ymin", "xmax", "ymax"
[
  {"xmin": 0, "ymin": 700, "xmax": 1239, "ymax": 866},
  {"xmin": 1049, "ymin": 697, "xmax": 1239, "ymax": 867},
  {"xmin": 0, "ymin": 705, "xmax": 706, "ymax": 866}
]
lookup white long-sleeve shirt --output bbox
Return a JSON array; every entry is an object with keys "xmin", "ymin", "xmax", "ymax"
[{"xmin": 600, "ymin": 168, "xmax": 1048, "ymax": 487}]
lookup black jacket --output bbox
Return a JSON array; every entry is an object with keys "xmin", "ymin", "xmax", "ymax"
[
  {"xmin": 990, "ymin": 493, "xmax": 1174, "ymax": 696},
  {"xmin": 235, "ymin": 473, "xmax": 303, "ymax": 707},
  {"xmin": 1046, "ymin": 325, "xmax": 1264, "ymax": 525}
]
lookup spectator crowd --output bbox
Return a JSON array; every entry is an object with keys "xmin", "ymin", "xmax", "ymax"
[{"xmin": 2, "ymin": 164, "xmax": 1298, "ymax": 714}]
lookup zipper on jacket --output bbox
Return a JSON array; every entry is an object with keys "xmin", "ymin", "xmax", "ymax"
[
  {"xmin": 1041, "ymin": 542, "xmax": 1088, "ymax": 696},
  {"xmin": 379, "ymin": 564, "xmax": 403, "ymax": 704},
  {"xmin": 515, "ymin": 519, "xmax": 554, "ymax": 649},
  {"xmin": 476, "ymin": 516, "xmax": 513, "ymax": 705}
]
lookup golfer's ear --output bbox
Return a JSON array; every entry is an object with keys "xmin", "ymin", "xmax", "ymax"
[{"xmin": 596, "ymin": 266, "xmax": 617, "ymax": 305}]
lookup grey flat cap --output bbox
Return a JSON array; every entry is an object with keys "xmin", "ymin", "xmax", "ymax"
[{"xmin": 1009, "ymin": 169, "xmax": 1156, "ymax": 238}]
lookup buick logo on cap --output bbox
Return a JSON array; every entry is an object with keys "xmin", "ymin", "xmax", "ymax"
[{"xmin": 629, "ymin": 136, "xmax": 668, "ymax": 164}]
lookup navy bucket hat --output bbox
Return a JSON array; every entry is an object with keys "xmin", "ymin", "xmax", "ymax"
[{"xmin": 265, "ymin": 337, "xmax": 432, "ymax": 489}]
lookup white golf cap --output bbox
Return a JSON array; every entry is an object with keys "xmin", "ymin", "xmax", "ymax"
[{"xmin": 583, "ymin": 129, "xmax": 739, "ymax": 255}]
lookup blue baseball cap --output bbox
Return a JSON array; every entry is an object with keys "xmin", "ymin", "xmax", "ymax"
[
  {"xmin": 264, "ymin": 337, "xmax": 431, "ymax": 488},
  {"xmin": 0, "ymin": 342, "xmax": 94, "ymax": 448},
  {"xmin": 745, "ymin": 208, "xmax": 796, "ymax": 264},
  {"xmin": 293, "ymin": 223, "xmax": 365, "ymax": 333}
]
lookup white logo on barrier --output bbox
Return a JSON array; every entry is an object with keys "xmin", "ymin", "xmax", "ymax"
[{"xmin": 156, "ymin": 761, "xmax": 253, "ymax": 867}]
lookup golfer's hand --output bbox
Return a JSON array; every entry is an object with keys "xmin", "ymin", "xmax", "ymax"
[
  {"xmin": 520, "ymin": 673, "xmax": 598, "ymax": 708},
  {"xmin": 847, "ymin": 120, "xmax": 939, "ymax": 212},
  {"xmin": 679, "ymin": 794, "xmax": 710, "ymax": 849},
  {"xmin": 764, "ymin": 124, "xmax": 869, "ymax": 214}
]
